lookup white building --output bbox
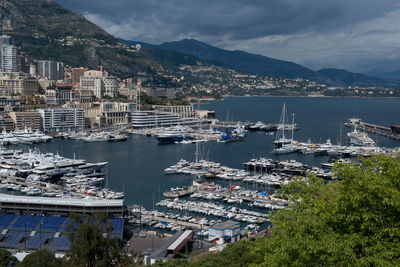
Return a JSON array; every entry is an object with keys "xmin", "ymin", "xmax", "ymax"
[
  {"xmin": 209, "ymin": 220, "xmax": 241, "ymax": 243},
  {"xmin": 37, "ymin": 108, "xmax": 85, "ymax": 132},
  {"xmin": 85, "ymin": 102, "xmax": 135, "ymax": 127},
  {"xmin": 0, "ymin": 35, "xmax": 12, "ymax": 67},
  {"xmin": 1, "ymin": 44, "xmax": 18, "ymax": 73},
  {"xmin": 152, "ymin": 105, "xmax": 196, "ymax": 118},
  {"xmin": 80, "ymin": 70, "xmax": 118, "ymax": 99},
  {"xmin": 131, "ymin": 110, "xmax": 181, "ymax": 128},
  {"xmin": 29, "ymin": 64, "xmax": 37, "ymax": 76},
  {"xmin": 0, "ymin": 72, "xmax": 39, "ymax": 96},
  {"xmin": 37, "ymin": 60, "xmax": 64, "ymax": 81},
  {"xmin": 103, "ymin": 76, "xmax": 118, "ymax": 98}
]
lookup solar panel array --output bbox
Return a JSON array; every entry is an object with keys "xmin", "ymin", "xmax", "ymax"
[
  {"xmin": 40, "ymin": 217, "xmax": 66, "ymax": 232},
  {"xmin": 0, "ymin": 231, "xmax": 25, "ymax": 248},
  {"xmin": 11, "ymin": 215, "xmax": 43, "ymax": 230},
  {"xmin": 51, "ymin": 234, "xmax": 70, "ymax": 251},
  {"xmin": 26, "ymin": 232, "xmax": 54, "ymax": 250},
  {"xmin": 59, "ymin": 218, "xmax": 71, "ymax": 233},
  {"xmin": 0, "ymin": 214, "xmax": 123, "ymax": 251},
  {"xmin": 0, "ymin": 214, "xmax": 16, "ymax": 230}
]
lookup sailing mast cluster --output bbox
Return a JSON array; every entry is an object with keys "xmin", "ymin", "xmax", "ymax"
[
  {"xmin": 272, "ymin": 103, "xmax": 298, "ymax": 154},
  {"xmin": 271, "ymin": 103, "xmax": 387, "ymax": 157}
]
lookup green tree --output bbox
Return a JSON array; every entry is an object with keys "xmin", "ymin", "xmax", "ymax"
[
  {"xmin": 0, "ymin": 249, "xmax": 18, "ymax": 266},
  {"xmin": 67, "ymin": 214, "xmax": 127, "ymax": 267},
  {"xmin": 19, "ymin": 249, "xmax": 65, "ymax": 267},
  {"xmin": 153, "ymin": 239, "xmax": 256, "ymax": 267},
  {"xmin": 160, "ymin": 155, "xmax": 400, "ymax": 266},
  {"xmin": 250, "ymin": 155, "xmax": 400, "ymax": 266}
]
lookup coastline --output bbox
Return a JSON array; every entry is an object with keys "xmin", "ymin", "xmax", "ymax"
[{"xmin": 219, "ymin": 95, "xmax": 400, "ymax": 100}]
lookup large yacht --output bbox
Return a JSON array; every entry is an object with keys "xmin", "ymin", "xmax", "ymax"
[
  {"xmin": 347, "ymin": 125, "xmax": 375, "ymax": 147},
  {"xmin": 155, "ymin": 125, "xmax": 195, "ymax": 144}
]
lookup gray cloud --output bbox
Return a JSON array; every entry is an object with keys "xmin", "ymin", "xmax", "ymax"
[{"xmin": 54, "ymin": 0, "xmax": 400, "ymax": 72}]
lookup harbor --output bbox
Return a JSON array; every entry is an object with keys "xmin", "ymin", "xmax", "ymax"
[
  {"xmin": 0, "ymin": 97, "xmax": 399, "ymax": 259},
  {"xmin": 344, "ymin": 118, "xmax": 400, "ymax": 141},
  {"xmin": 8, "ymin": 97, "xmax": 400, "ymax": 209},
  {"xmin": 0, "ymin": 147, "xmax": 123, "ymax": 200}
]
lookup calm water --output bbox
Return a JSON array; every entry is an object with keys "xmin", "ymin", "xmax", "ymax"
[{"xmin": 14, "ymin": 97, "xmax": 400, "ymax": 208}]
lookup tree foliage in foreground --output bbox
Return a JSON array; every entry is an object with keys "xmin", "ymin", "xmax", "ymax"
[
  {"xmin": 19, "ymin": 249, "xmax": 66, "ymax": 267},
  {"xmin": 66, "ymin": 213, "xmax": 132, "ymax": 267},
  {"xmin": 253, "ymin": 155, "xmax": 400, "ymax": 266},
  {"xmin": 5, "ymin": 155, "xmax": 400, "ymax": 266},
  {"xmin": 0, "ymin": 249, "xmax": 18, "ymax": 266},
  {"xmin": 160, "ymin": 155, "xmax": 400, "ymax": 266}
]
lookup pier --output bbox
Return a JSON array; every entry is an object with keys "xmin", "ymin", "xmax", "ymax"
[
  {"xmin": 345, "ymin": 119, "xmax": 400, "ymax": 141},
  {"xmin": 143, "ymin": 215, "xmax": 209, "ymax": 230}
]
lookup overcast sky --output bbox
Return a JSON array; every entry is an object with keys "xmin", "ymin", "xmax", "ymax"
[{"xmin": 54, "ymin": 0, "xmax": 400, "ymax": 73}]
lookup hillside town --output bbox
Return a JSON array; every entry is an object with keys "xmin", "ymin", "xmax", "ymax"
[
  {"xmin": 0, "ymin": 34, "xmax": 215, "ymax": 134},
  {"xmin": 1, "ymin": 32, "xmax": 398, "ymax": 136},
  {"xmin": 0, "ymin": 0, "xmax": 400, "ymax": 263}
]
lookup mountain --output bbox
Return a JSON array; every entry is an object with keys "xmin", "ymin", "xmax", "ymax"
[
  {"xmin": 316, "ymin": 68, "xmax": 400, "ymax": 88},
  {"xmin": 159, "ymin": 39, "xmax": 318, "ymax": 79},
  {"xmin": 363, "ymin": 69, "xmax": 400, "ymax": 80},
  {"xmin": 120, "ymin": 38, "xmax": 400, "ymax": 88},
  {"xmin": 0, "ymin": 0, "xmax": 161, "ymax": 77},
  {"xmin": 1, "ymin": 0, "xmax": 397, "ymax": 87}
]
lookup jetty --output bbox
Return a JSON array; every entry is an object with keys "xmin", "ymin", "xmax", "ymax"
[
  {"xmin": 143, "ymin": 215, "xmax": 209, "ymax": 230},
  {"xmin": 344, "ymin": 118, "xmax": 400, "ymax": 141}
]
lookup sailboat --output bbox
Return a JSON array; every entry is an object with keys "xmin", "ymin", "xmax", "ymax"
[{"xmin": 271, "ymin": 103, "xmax": 298, "ymax": 154}]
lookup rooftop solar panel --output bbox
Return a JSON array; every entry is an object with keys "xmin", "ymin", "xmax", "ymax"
[
  {"xmin": 50, "ymin": 234, "xmax": 70, "ymax": 251},
  {"xmin": 0, "ymin": 214, "xmax": 16, "ymax": 230},
  {"xmin": 10, "ymin": 215, "xmax": 43, "ymax": 230},
  {"xmin": 26, "ymin": 232, "xmax": 54, "ymax": 250},
  {"xmin": 0, "ymin": 231, "xmax": 25, "ymax": 248},
  {"xmin": 39, "ymin": 217, "xmax": 66, "ymax": 232}
]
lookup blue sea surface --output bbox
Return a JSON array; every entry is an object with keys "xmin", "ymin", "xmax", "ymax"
[{"xmin": 15, "ymin": 97, "xmax": 400, "ymax": 208}]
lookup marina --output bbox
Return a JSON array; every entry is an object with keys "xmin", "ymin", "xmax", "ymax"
[
  {"xmin": 344, "ymin": 118, "xmax": 400, "ymax": 141},
  {"xmin": 1, "ymin": 97, "xmax": 399, "ymax": 242},
  {"xmin": 8, "ymin": 97, "xmax": 400, "ymax": 209},
  {"xmin": 0, "ymin": 129, "xmax": 53, "ymax": 145},
  {"xmin": 2, "ymin": 0, "xmax": 400, "ymax": 261},
  {"xmin": 0, "ymin": 147, "xmax": 123, "ymax": 200}
]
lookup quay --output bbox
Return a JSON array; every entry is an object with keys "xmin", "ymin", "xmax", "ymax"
[
  {"xmin": 143, "ymin": 215, "xmax": 209, "ymax": 230},
  {"xmin": 345, "ymin": 119, "xmax": 400, "ymax": 141},
  {"xmin": 213, "ymin": 121, "xmax": 247, "ymax": 127}
]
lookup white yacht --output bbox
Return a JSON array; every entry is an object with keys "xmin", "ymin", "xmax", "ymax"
[{"xmin": 347, "ymin": 125, "xmax": 375, "ymax": 147}]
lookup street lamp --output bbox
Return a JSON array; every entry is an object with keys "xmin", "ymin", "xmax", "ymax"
[
  {"xmin": 39, "ymin": 221, "xmax": 42, "ymax": 250},
  {"xmin": 24, "ymin": 220, "xmax": 27, "ymax": 252}
]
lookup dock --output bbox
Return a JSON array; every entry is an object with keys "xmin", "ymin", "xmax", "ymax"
[
  {"xmin": 143, "ymin": 215, "xmax": 209, "ymax": 230},
  {"xmin": 345, "ymin": 120, "xmax": 400, "ymax": 141}
]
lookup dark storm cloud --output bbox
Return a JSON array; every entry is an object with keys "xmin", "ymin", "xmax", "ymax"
[
  {"xmin": 53, "ymin": 0, "xmax": 400, "ymax": 72},
  {"xmin": 54, "ymin": 0, "xmax": 398, "ymax": 42}
]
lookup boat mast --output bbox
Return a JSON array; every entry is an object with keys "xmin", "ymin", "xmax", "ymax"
[
  {"xmin": 278, "ymin": 102, "xmax": 286, "ymax": 140},
  {"xmin": 291, "ymin": 113, "xmax": 295, "ymax": 141},
  {"xmin": 339, "ymin": 122, "xmax": 343, "ymax": 146},
  {"xmin": 138, "ymin": 81, "xmax": 141, "ymax": 111}
]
